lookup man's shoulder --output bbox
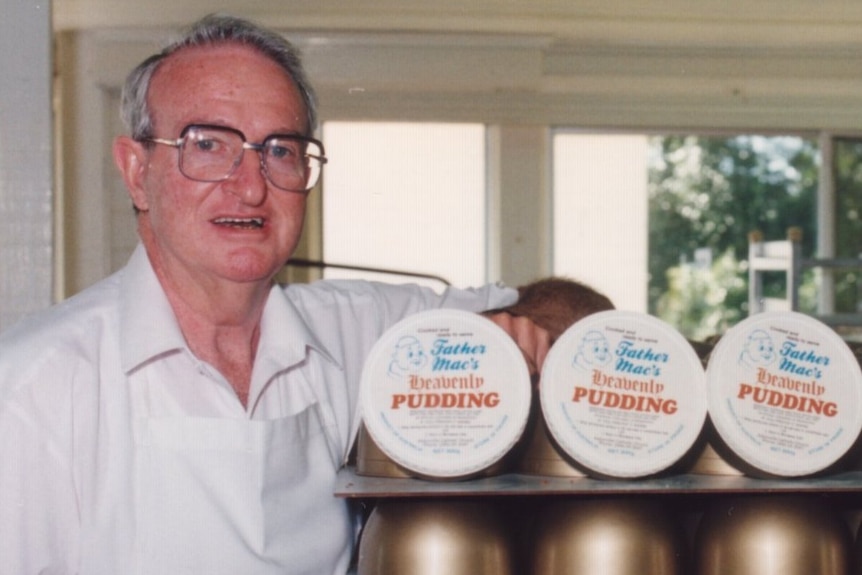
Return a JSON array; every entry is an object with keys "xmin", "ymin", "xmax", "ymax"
[
  {"xmin": 282, "ymin": 279, "xmax": 426, "ymax": 308},
  {"xmin": 0, "ymin": 274, "xmax": 122, "ymax": 376},
  {"xmin": 281, "ymin": 278, "xmax": 516, "ymax": 315}
]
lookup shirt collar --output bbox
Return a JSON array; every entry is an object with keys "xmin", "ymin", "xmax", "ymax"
[
  {"xmin": 118, "ymin": 244, "xmax": 188, "ymax": 373},
  {"xmin": 255, "ymin": 282, "xmax": 342, "ymax": 380},
  {"xmin": 118, "ymin": 243, "xmax": 340, "ymax": 375}
]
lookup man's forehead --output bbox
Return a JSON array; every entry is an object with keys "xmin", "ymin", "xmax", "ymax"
[
  {"xmin": 152, "ymin": 43, "xmax": 291, "ymax": 90},
  {"xmin": 147, "ymin": 43, "xmax": 306, "ymax": 133}
]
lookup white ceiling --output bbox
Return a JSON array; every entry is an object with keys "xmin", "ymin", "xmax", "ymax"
[
  {"xmin": 53, "ymin": 0, "xmax": 862, "ymax": 51},
  {"xmin": 51, "ymin": 1, "xmax": 862, "ymax": 133}
]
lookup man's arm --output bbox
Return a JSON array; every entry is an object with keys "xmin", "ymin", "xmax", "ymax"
[{"xmin": 0, "ymin": 402, "xmax": 79, "ymax": 573}]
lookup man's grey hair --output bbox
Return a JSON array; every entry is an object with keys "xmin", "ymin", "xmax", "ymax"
[{"xmin": 120, "ymin": 13, "xmax": 318, "ymax": 140}]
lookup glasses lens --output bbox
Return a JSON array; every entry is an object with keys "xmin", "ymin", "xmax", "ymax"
[
  {"xmin": 174, "ymin": 126, "xmax": 325, "ymax": 192},
  {"xmin": 263, "ymin": 137, "xmax": 324, "ymax": 192},
  {"xmin": 179, "ymin": 127, "xmax": 243, "ymax": 182}
]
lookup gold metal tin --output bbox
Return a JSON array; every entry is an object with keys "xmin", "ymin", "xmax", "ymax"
[
  {"xmin": 357, "ymin": 499, "xmax": 516, "ymax": 575},
  {"xmin": 695, "ymin": 496, "xmax": 852, "ymax": 575},
  {"xmin": 854, "ymin": 522, "xmax": 862, "ymax": 575},
  {"xmin": 355, "ymin": 424, "xmax": 509, "ymax": 479},
  {"xmin": 687, "ymin": 441, "xmax": 744, "ymax": 476},
  {"xmin": 526, "ymin": 498, "xmax": 686, "ymax": 575},
  {"xmin": 514, "ymin": 397, "xmax": 586, "ymax": 477},
  {"xmin": 355, "ymin": 424, "xmax": 412, "ymax": 478}
]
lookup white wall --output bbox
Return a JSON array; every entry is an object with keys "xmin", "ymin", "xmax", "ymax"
[{"xmin": 0, "ymin": 1, "xmax": 53, "ymax": 331}]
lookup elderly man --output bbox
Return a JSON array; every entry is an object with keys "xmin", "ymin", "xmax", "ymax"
[{"xmin": 0, "ymin": 13, "xmax": 548, "ymax": 575}]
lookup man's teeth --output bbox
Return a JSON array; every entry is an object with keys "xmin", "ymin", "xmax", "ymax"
[{"xmin": 214, "ymin": 217, "xmax": 264, "ymax": 229}]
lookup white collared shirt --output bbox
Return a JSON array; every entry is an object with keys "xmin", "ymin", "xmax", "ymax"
[{"xmin": 0, "ymin": 245, "xmax": 516, "ymax": 575}]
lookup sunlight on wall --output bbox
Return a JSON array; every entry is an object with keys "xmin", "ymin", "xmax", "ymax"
[
  {"xmin": 553, "ymin": 133, "xmax": 649, "ymax": 312},
  {"xmin": 321, "ymin": 122, "xmax": 486, "ymax": 289}
]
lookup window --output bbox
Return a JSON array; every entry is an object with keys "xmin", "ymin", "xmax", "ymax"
[
  {"xmin": 553, "ymin": 131, "xmax": 819, "ymax": 339},
  {"xmin": 319, "ymin": 122, "xmax": 827, "ymax": 338},
  {"xmin": 552, "ymin": 133, "xmax": 649, "ymax": 313},
  {"xmin": 321, "ymin": 122, "xmax": 486, "ymax": 289},
  {"xmin": 832, "ymin": 137, "xmax": 862, "ymax": 316}
]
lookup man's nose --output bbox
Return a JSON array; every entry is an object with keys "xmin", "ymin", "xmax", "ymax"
[{"xmin": 224, "ymin": 149, "xmax": 268, "ymax": 205}]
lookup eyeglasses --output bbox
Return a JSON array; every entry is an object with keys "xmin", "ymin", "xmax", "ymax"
[{"xmin": 143, "ymin": 124, "xmax": 327, "ymax": 193}]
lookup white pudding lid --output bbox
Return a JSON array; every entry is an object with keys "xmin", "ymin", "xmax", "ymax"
[
  {"xmin": 706, "ymin": 311, "xmax": 862, "ymax": 477},
  {"xmin": 359, "ymin": 309, "xmax": 532, "ymax": 479},
  {"xmin": 540, "ymin": 310, "xmax": 707, "ymax": 478}
]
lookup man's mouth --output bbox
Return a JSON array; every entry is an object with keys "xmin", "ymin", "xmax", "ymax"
[{"xmin": 213, "ymin": 217, "xmax": 265, "ymax": 230}]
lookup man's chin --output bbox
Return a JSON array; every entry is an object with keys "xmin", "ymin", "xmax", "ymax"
[{"xmin": 216, "ymin": 253, "xmax": 283, "ymax": 285}]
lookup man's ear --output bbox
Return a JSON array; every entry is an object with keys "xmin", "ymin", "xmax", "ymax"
[{"xmin": 112, "ymin": 135, "xmax": 149, "ymax": 212}]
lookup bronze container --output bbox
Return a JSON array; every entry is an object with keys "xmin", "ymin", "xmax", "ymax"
[
  {"xmin": 695, "ymin": 495, "xmax": 852, "ymax": 575},
  {"xmin": 355, "ymin": 424, "xmax": 412, "ymax": 478},
  {"xmin": 854, "ymin": 521, "xmax": 862, "ymax": 575},
  {"xmin": 357, "ymin": 499, "xmax": 516, "ymax": 575},
  {"xmin": 514, "ymin": 397, "xmax": 585, "ymax": 477},
  {"xmin": 526, "ymin": 498, "xmax": 686, "ymax": 575},
  {"xmin": 355, "ymin": 424, "xmax": 510, "ymax": 479},
  {"xmin": 687, "ymin": 441, "xmax": 744, "ymax": 476}
]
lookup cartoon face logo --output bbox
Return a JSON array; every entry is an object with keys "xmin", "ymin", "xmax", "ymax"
[
  {"xmin": 739, "ymin": 329, "xmax": 776, "ymax": 367},
  {"xmin": 388, "ymin": 335, "xmax": 427, "ymax": 377},
  {"xmin": 573, "ymin": 330, "xmax": 612, "ymax": 370}
]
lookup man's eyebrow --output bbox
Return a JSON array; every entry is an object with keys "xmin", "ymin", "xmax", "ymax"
[{"xmin": 267, "ymin": 130, "xmax": 308, "ymax": 138}]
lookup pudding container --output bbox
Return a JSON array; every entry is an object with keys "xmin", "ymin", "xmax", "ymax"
[
  {"xmin": 540, "ymin": 310, "xmax": 708, "ymax": 479},
  {"xmin": 356, "ymin": 422, "xmax": 511, "ymax": 478},
  {"xmin": 359, "ymin": 309, "xmax": 532, "ymax": 479},
  {"xmin": 705, "ymin": 311, "xmax": 862, "ymax": 477}
]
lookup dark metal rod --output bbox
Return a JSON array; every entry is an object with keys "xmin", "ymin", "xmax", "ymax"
[{"xmin": 285, "ymin": 258, "xmax": 451, "ymax": 286}]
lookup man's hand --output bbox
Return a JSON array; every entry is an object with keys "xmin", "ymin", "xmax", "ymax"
[{"xmin": 485, "ymin": 312, "xmax": 551, "ymax": 377}]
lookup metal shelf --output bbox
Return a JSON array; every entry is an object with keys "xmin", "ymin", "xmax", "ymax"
[{"xmin": 335, "ymin": 467, "xmax": 862, "ymax": 498}]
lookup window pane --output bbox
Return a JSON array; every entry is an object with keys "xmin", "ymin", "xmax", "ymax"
[
  {"xmin": 832, "ymin": 137, "xmax": 862, "ymax": 315},
  {"xmin": 553, "ymin": 133, "xmax": 649, "ymax": 312},
  {"xmin": 648, "ymin": 135, "xmax": 817, "ymax": 338},
  {"xmin": 553, "ymin": 131, "xmax": 818, "ymax": 339},
  {"xmin": 321, "ymin": 122, "xmax": 486, "ymax": 289}
]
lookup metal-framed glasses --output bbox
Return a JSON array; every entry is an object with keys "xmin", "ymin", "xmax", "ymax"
[{"xmin": 143, "ymin": 124, "xmax": 327, "ymax": 193}]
